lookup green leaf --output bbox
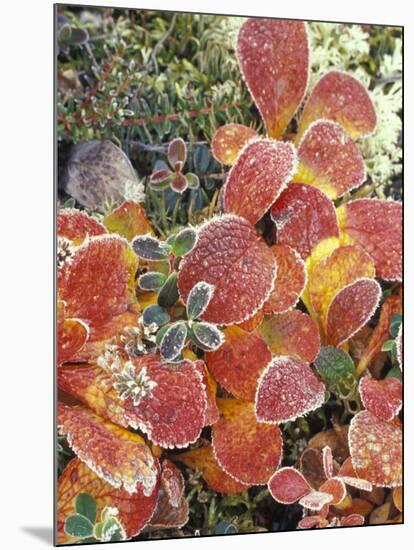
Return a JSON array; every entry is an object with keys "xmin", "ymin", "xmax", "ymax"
[
  {"xmin": 186, "ymin": 281, "xmax": 215, "ymax": 320},
  {"xmin": 190, "ymin": 322, "xmax": 224, "ymax": 351},
  {"xmin": 314, "ymin": 346, "xmax": 357, "ymax": 398},
  {"xmin": 138, "ymin": 271, "xmax": 167, "ymax": 291},
  {"xmin": 132, "ymin": 235, "xmax": 171, "ymax": 261},
  {"xmin": 193, "ymin": 145, "xmax": 210, "ymax": 173},
  {"xmin": 171, "ymin": 227, "xmax": 197, "ymax": 257},
  {"xmin": 64, "ymin": 514, "xmax": 94, "ymax": 539},
  {"xmin": 75, "ymin": 493, "xmax": 97, "ymax": 524},
  {"xmin": 149, "ymin": 169, "xmax": 173, "ymax": 191},
  {"xmin": 185, "ymin": 173, "xmax": 200, "ymax": 190},
  {"xmin": 155, "ymin": 324, "xmax": 170, "ymax": 346},
  {"xmin": 158, "ymin": 271, "xmax": 179, "ymax": 308},
  {"xmin": 214, "ymin": 520, "xmax": 238, "ymax": 535},
  {"xmin": 159, "ymin": 322, "xmax": 187, "ymax": 361},
  {"xmin": 143, "ymin": 304, "xmax": 170, "ymax": 327},
  {"xmin": 386, "ymin": 366, "xmax": 402, "ymax": 382},
  {"xmin": 390, "ymin": 313, "xmax": 402, "ymax": 338},
  {"xmin": 381, "ymin": 339, "xmax": 396, "ymax": 352}
]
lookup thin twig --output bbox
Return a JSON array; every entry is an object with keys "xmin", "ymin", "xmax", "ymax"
[{"xmin": 149, "ymin": 14, "xmax": 177, "ymax": 74}]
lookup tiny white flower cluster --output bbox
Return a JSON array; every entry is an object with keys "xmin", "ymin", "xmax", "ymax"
[
  {"xmin": 113, "ymin": 363, "xmax": 158, "ymax": 405},
  {"xmin": 123, "ymin": 177, "xmax": 146, "ymax": 203}
]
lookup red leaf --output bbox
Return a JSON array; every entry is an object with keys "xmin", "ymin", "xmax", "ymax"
[
  {"xmin": 258, "ymin": 310, "xmax": 321, "ymax": 363},
  {"xmin": 396, "ymin": 323, "xmax": 402, "ymax": 369},
  {"xmin": 57, "ymin": 458, "xmax": 159, "ymax": 544},
  {"xmin": 297, "ymin": 71, "xmax": 377, "ymax": 141},
  {"xmin": 177, "ymin": 442, "xmax": 250, "ymax": 495},
  {"xmin": 255, "ymin": 356, "xmax": 325, "ymax": 424},
  {"xmin": 296, "ymin": 121, "xmax": 366, "ymax": 199},
  {"xmin": 326, "ymin": 278, "xmax": 381, "ymax": 347},
  {"xmin": 211, "ymin": 123, "xmax": 258, "ymax": 165},
  {"xmin": 340, "ymin": 514, "xmax": 365, "ymax": 527},
  {"xmin": 359, "ymin": 377, "xmax": 402, "ymax": 421},
  {"xmin": 57, "ymin": 403, "xmax": 158, "ymax": 495},
  {"xmin": 349, "ymin": 410, "xmax": 402, "ymax": 487},
  {"xmin": 212, "ymin": 398, "xmax": 283, "ymax": 484},
  {"xmin": 148, "ymin": 483, "xmax": 189, "ymax": 530},
  {"xmin": 268, "ymin": 467, "xmax": 311, "ymax": 504},
  {"xmin": 205, "ymin": 326, "xmax": 272, "ymax": 402},
  {"xmin": 319, "ymin": 477, "xmax": 346, "ymax": 505},
  {"xmin": 177, "ymin": 214, "xmax": 277, "ymax": 325},
  {"xmin": 263, "ymin": 245, "xmax": 306, "ymax": 314},
  {"xmin": 237, "ymin": 18, "xmax": 309, "ymax": 139},
  {"xmin": 300, "ymin": 448, "xmax": 326, "ymax": 490},
  {"xmin": 223, "ymin": 139, "xmax": 297, "ymax": 224},
  {"xmin": 160, "ymin": 459, "xmax": 184, "ymax": 508},
  {"xmin": 322, "ymin": 446, "xmax": 334, "ymax": 479},
  {"xmin": 57, "ymin": 208, "xmax": 107, "ymax": 244},
  {"xmin": 236, "ymin": 308, "xmax": 264, "ymax": 332},
  {"xmin": 299, "ymin": 491, "xmax": 333, "ymax": 511},
  {"xmin": 57, "ymin": 301, "xmax": 89, "ymax": 365},
  {"xmin": 270, "ymin": 183, "xmax": 339, "ymax": 259},
  {"xmin": 337, "ymin": 199, "xmax": 402, "ymax": 281},
  {"xmin": 192, "ymin": 359, "xmax": 220, "ymax": 425},
  {"xmin": 103, "ymin": 200, "xmax": 154, "ymax": 240}
]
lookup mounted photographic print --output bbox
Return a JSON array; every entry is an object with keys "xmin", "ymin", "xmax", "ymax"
[{"xmin": 55, "ymin": 3, "xmax": 403, "ymax": 545}]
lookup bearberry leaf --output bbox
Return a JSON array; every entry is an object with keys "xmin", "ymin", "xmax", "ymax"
[
  {"xmin": 258, "ymin": 310, "xmax": 321, "ymax": 363},
  {"xmin": 192, "ymin": 360, "xmax": 219, "ymax": 425},
  {"xmin": 132, "ymin": 234, "xmax": 171, "ymax": 261},
  {"xmin": 103, "ymin": 200, "xmax": 155, "ymax": 240},
  {"xmin": 168, "ymin": 138, "xmax": 187, "ymax": 167},
  {"xmin": 206, "ymin": 326, "xmax": 272, "ymax": 402},
  {"xmin": 186, "ymin": 281, "xmax": 215, "ymax": 320},
  {"xmin": 255, "ymin": 356, "xmax": 326, "ymax": 424},
  {"xmin": 139, "ymin": 272, "xmax": 167, "ymax": 291},
  {"xmin": 211, "ymin": 123, "xmax": 258, "ymax": 165},
  {"xmin": 171, "ymin": 173, "xmax": 188, "ymax": 193},
  {"xmin": 270, "ymin": 183, "xmax": 339, "ymax": 259},
  {"xmin": 263, "ymin": 245, "xmax": 306, "ymax": 314},
  {"xmin": 58, "ymin": 303, "xmax": 89, "ymax": 365},
  {"xmin": 148, "ymin": 479, "xmax": 189, "ymax": 530},
  {"xmin": 157, "ymin": 271, "xmax": 179, "ymax": 308},
  {"xmin": 223, "ymin": 139, "xmax": 297, "ymax": 224},
  {"xmin": 57, "ymin": 403, "xmax": 158, "ymax": 495},
  {"xmin": 326, "ymin": 278, "xmax": 381, "ymax": 347},
  {"xmin": 359, "ymin": 377, "xmax": 402, "ymax": 421},
  {"xmin": 297, "ymin": 71, "xmax": 377, "ymax": 141},
  {"xmin": 237, "ymin": 19, "xmax": 309, "ymax": 139},
  {"xmin": 299, "ymin": 491, "xmax": 333, "ymax": 511},
  {"xmin": 295, "ymin": 120, "xmax": 366, "ymax": 199},
  {"xmin": 160, "ymin": 322, "xmax": 187, "ymax": 361},
  {"xmin": 268, "ymin": 467, "xmax": 312, "ymax": 505},
  {"xmin": 75, "ymin": 493, "xmax": 97, "ymax": 524},
  {"xmin": 150, "ymin": 169, "xmax": 173, "ymax": 190},
  {"xmin": 299, "ymin": 448, "xmax": 326, "ymax": 490},
  {"xmin": 212, "ymin": 399, "xmax": 283, "ymax": 485},
  {"xmin": 177, "ymin": 214, "xmax": 277, "ymax": 325},
  {"xmin": 396, "ymin": 324, "xmax": 403, "ymax": 369},
  {"xmin": 337, "ymin": 199, "xmax": 402, "ymax": 281},
  {"xmin": 340, "ymin": 514, "xmax": 365, "ymax": 527},
  {"xmin": 143, "ymin": 304, "xmax": 170, "ymax": 326},
  {"xmin": 64, "ymin": 514, "xmax": 94, "ymax": 539},
  {"xmin": 322, "ymin": 446, "xmax": 333, "ymax": 479},
  {"xmin": 319, "ymin": 477, "xmax": 346, "ymax": 505},
  {"xmin": 349, "ymin": 410, "xmax": 402, "ymax": 487},
  {"xmin": 185, "ymin": 173, "xmax": 200, "ymax": 190},
  {"xmin": 170, "ymin": 227, "xmax": 198, "ymax": 258},
  {"xmin": 314, "ymin": 347, "xmax": 357, "ymax": 398},
  {"xmin": 58, "ymin": 208, "xmax": 106, "ymax": 244},
  {"xmin": 160, "ymin": 459, "xmax": 184, "ymax": 509},
  {"xmin": 191, "ymin": 322, "xmax": 224, "ymax": 352}
]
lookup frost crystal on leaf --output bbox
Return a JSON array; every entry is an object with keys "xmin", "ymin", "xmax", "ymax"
[{"xmin": 114, "ymin": 363, "xmax": 158, "ymax": 406}]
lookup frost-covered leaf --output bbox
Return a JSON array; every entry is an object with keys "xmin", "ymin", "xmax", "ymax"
[
  {"xmin": 299, "ymin": 491, "xmax": 333, "ymax": 511},
  {"xmin": 326, "ymin": 278, "xmax": 381, "ymax": 347},
  {"xmin": 159, "ymin": 322, "xmax": 187, "ymax": 361},
  {"xmin": 263, "ymin": 245, "xmax": 306, "ymax": 315},
  {"xmin": 58, "ymin": 302, "xmax": 89, "ymax": 365},
  {"xmin": 237, "ymin": 18, "xmax": 309, "ymax": 139},
  {"xmin": 57, "ymin": 458, "xmax": 159, "ymax": 544},
  {"xmin": 211, "ymin": 123, "xmax": 258, "ymax": 165},
  {"xmin": 255, "ymin": 356, "xmax": 326, "ymax": 424},
  {"xmin": 319, "ymin": 477, "xmax": 346, "ymax": 505},
  {"xmin": 149, "ymin": 169, "xmax": 173, "ymax": 191},
  {"xmin": 103, "ymin": 200, "xmax": 154, "ymax": 241},
  {"xmin": 75, "ymin": 493, "xmax": 97, "ymax": 524},
  {"xmin": 171, "ymin": 173, "xmax": 188, "ymax": 193},
  {"xmin": 337, "ymin": 199, "xmax": 402, "ymax": 281},
  {"xmin": 177, "ymin": 214, "xmax": 277, "ymax": 325},
  {"xmin": 64, "ymin": 140, "xmax": 140, "ymax": 211},
  {"xmin": 168, "ymin": 138, "xmax": 187, "ymax": 167},
  {"xmin": 295, "ymin": 120, "xmax": 366, "ymax": 199},
  {"xmin": 157, "ymin": 271, "xmax": 179, "ymax": 308},
  {"xmin": 57, "ymin": 208, "xmax": 106, "ymax": 244},
  {"xmin": 132, "ymin": 234, "xmax": 170, "ymax": 261},
  {"xmin": 270, "ymin": 183, "xmax": 339, "ymax": 259},
  {"xmin": 299, "ymin": 448, "xmax": 326, "ymax": 490},
  {"xmin": 206, "ymin": 326, "xmax": 272, "ymax": 402},
  {"xmin": 171, "ymin": 228, "xmax": 198, "ymax": 258},
  {"xmin": 297, "ymin": 71, "xmax": 377, "ymax": 141},
  {"xmin": 314, "ymin": 347, "xmax": 357, "ymax": 398},
  {"xmin": 349, "ymin": 410, "xmax": 402, "ymax": 487},
  {"xmin": 359, "ymin": 377, "xmax": 402, "ymax": 421},
  {"xmin": 142, "ymin": 304, "xmax": 170, "ymax": 326},
  {"xmin": 340, "ymin": 514, "xmax": 365, "ymax": 527},
  {"xmin": 57, "ymin": 403, "xmax": 158, "ymax": 495},
  {"xmin": 64, "ymin": 514, "xmax": 94, "ymax": 539},
  {"xmin": 268, "ymin": 467, "xmax": 311, "ymax": 505},
  {"xmin": 185, "ymin": 173, "xmax": 200, "ymax": 190},
  {"xmin": 192, "ymin": 360, "xmax": 219, "ymax": 426},
  {"xmin": 159, "ymin": 459, "xmax": 184, "ymax": 508},
  {"xmin": 309, "ymin": 245, "xmax": 376, "ymax": 331},
  {"xmin": 148, "ymin": 482, "xmax": 189, "ymax": 530},
  {"xmin": 212, "ymin": 398, "xmax": 283, "ymax": 484},
  {"xmin": 223, "ymin": 139, "xmax": 297, "ymax": 224},
  {"xmin": 186, "ymin": 281, "xmax": 215, "ymax": 320},
  {"xmin": 191, "ymin": 322, "xmax": 224, "ymax": 351},
  {"xmin": 396, "ymin": 323, "xmax": 403, "ymax": 369},
  {"xmin": 322, "ymin": 446, "xmax": 333, "ymax": 480},
  {"xmin": 258, "ymin": 310, "xmax": 320, "ymax": 363},
  {"xmin": 236, "ymin": 308, "xmax": 264, "ymax": 333},
  {"xmin": 139, "ymin": 272, "xmax": 167, "ymax": 291},
  {"xmin": 176, "ymin": 442, "xmax": 250, "ymax": 495}
]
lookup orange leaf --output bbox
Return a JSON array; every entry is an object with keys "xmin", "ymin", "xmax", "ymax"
[
  {"xmin": 337, "ymin": 199, "xmax": 402, "ymax": 281},
  {"xmin": 211, "ymin": 123, "xmax": 258, "ymax": 165},
  {"xmin": 212, "ymin": 398, "xmax": 282, "ymax": 484},
  {"xmin": 57, "ymin": 403, "xmax": 158, "ymax": 495},
  {"xmin": 237, "ymin": 19, "xmax": 309, "ymax": 139},
  {"xmin": 263, "ymin": 245, "xmax": 306, "ymax": 315},
  {"xmin": 393, "ymin": 486, "xmax": 403, "ymax": 512},
  {"xmin": 57, "ymin": 208, "xmax": 106, "ymax": 244},
  {"xmin": 236, "ymin": 308, "xmax": 264, "ymax": 332},
  {"xmin": 57, "ymin": 458, "xmax": 159, "ymax": 544},
  {"xmin": 223, "ymin": 139, "xmax": 297, "ymax": 225},
  {"xmin": 192, "ymin": 359, "xmax": 219, "ymax": 425},
  {"xmin": 271, "ymin": 183, "xmax": 339, "ymax": 259},
  {"xmin": 258, "ymin": 310, "xmax": 321, "ymax": 363},
  {"xmin": 177, "ymin": 214, "xmax": 277, "ymax": 325},
  {"xmin": 295, "ymin": 120, "xmax": 366, "ymax": 199},
  {"xmin": 103, "ymin": 200, "xmax": 154, "ymax": 241},
  {"xmin": 297, "ymin": 71, "xmax": 376, "ymax": 141},
  {"xmin": 205, "ymin": 326, "xmax": 272, "ymax": 402},
  {"xmin": 57, "ymin": 301, "xmax": 89, "ymax": 365},
  {"xmin": 319, "ymin": 477, "xmax": 346, "ymax": 505}
]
